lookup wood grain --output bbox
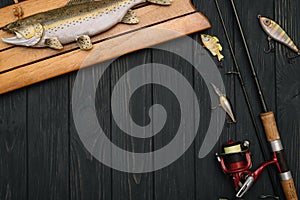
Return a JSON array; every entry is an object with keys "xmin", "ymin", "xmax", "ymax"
[
  {"xmin": 0, "ymin": 0, "xmax": 67, "ymax": 27},
  {"xmin": 0, "ymin": 90, "xmax": 27, "ymax": 200},
  {"xmin": 69, "ymin": 64, "xmax": 112, "ymax": 200},
  {"xmin": 0, "ymin": 13, "xmax": 210, "ymax": 95},
  {"xmin": 276, "ymin": 0, "xmax": 300, "ymax": 196},
  {"xmin": 27, "ymin": 75, "xmax": 69, "ymax": 200},
  {"xmin": 233, "ymin": 0, "xmax": 282, "ymax": 197},
  {"xmin": 0, "ymin": 0, "xmax": 198, "ymax": 52},
  {"xmin": 0, "ymin": 0, "xmax": 210, "ymax": 95},
  {"xmin": 193, "ymin": 0, "xmax": 237, "ymax": 198},
  {"xmin": 110, "ymin": 50, "xmax": 153, "ymax": 200},
  {"xmin": 1, "ymin": 0, "xmax": 299, "ymax": 199},
  {"xmin": 152, "ymin": 39, "xmax": 195, "ymax": 200}
]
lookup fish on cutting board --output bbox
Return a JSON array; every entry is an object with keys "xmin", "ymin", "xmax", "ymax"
[{"xmin": 1, "ymin": 0, "xmax": 172, "ymax": 50}]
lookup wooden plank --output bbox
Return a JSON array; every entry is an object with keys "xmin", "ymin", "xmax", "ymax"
[
  {"xmin": 233, "ymin": 0, "xmax": 282, "ymax": 198},
  {"xmin": 0, "ymin": 0, "xmax": 67, "ymax": 50},
  {"xmin": 193, "ymin": 0, "xmax": 236, "ymax": 198},
  {"xmin": 0, "ymin": 1, "xmax": 199, "ymax": 73},
  {"xmin": 275, "ymin": 0, "xmax": 300, "ymax": 196},
  {"xmin": 0, "ymin": 90, "xmax": 27, "ymax": 200},
  {"xmin": 152, "ymin": 38, "xmax": 195, "ymax": 200},
  {"xmin": 0, "ymin": 12, "xmax": 210, "ymax": 95},
  {"xmin": 110, "ymin": 50, "xmax": 153, "ymax": 200},
  {"xmin": 0, "ymin": 0, "xmax": 67, "ymax": 28},
  {"xmin": 69, "ymin": 65, "xmax": 111, "ymax": 200},
  {"xmin": 0, "ymin": 0, "xmax": 197, "ymax": 52},
  {"xmin": 27, "ymin": 76, "xmax": 69, "ymax": 200}
]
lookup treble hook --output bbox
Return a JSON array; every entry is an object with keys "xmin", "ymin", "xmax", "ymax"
[
  {"xmin": 264, "ymin": 37, "xmax": 275, "ymax": 54},
  {"xmin": 287, "ymin": 51, "xmax": 300, "ymax": 63}
]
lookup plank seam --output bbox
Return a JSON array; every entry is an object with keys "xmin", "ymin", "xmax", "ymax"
[{"xmin": 0, "ymin": 11, "xmax": 197, "ymax": 75}]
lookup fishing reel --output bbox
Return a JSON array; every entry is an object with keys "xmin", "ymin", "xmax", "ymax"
[{"xmin": 216, "ymin": 140, "xmax": 278, "ymax": 198}]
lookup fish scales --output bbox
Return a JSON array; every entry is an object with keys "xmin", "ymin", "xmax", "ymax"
[
  {"xmin": 1, "ymin": 0, "xmax": 172, "ymax": 50},
  {"xmin": 32, "ymin": 0, "xmax": 142, "ymax": 46},
  {"xmin": 38, "ymin": 0, "xmax": 143, "ymax": 46}
]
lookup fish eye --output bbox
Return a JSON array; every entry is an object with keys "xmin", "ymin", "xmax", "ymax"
[{"xmin": 264, "ymin": 19, "xmax": 271, "ymax": 26}]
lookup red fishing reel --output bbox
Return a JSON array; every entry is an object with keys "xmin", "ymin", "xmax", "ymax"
[{"xmin": 216, "ymin": 140, "xmax": 279, "ymax": 198}]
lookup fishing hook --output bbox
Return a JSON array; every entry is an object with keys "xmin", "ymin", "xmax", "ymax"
[
  {"xmin": 286, "ymin": 51, "xmax": 300, "ymax": 63},
  {"xmin": 264, "ymin": 37, "xmax": 275, "ymax": 54}
]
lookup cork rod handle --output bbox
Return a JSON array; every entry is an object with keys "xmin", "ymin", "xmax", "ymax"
[
  {"xmin": 260, "ymin": 112, "xmax": 298, "ymax": 200},
  {"xmin": 260, "ymin": 112, "xmax": 280, "ymax": 142},
  {"xmin": 281, "ymin": 179, "xmax": 298, "ymax": 200}
]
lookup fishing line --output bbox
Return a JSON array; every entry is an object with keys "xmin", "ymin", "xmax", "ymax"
[
  {"xmin": 214, "ymin": 0, "xmax": 278, "ymax": 195},
  {"xmin": 228, "ymin": 0, "xmax": 268, "ymax": 112},
  {"xmin": 223, "ymin": 0, "xmax": 298, "ymax": 199}
]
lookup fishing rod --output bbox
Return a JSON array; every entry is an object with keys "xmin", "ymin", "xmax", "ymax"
[
  {"xmin": 214, "ymin": 0, "xmax": 278, "ymax": 197},
  {"xmin": 228, "ymin": 0, "xmax": 298, "ymax": 199}
]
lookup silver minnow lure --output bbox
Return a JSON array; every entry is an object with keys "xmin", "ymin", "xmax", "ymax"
[
  {"xmin": 1, "ymin": 0, "xmax": 172, "ymax": 50},
  {"xmin": 211, "ymin": 83, "xmax": 236, "ymax": 123}
]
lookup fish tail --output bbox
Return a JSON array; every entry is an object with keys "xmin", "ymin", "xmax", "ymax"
[{"xmin": 217, "ymin": 52, "xmax": 224, "ymax": 61}]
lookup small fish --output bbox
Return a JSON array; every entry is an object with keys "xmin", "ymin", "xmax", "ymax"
[
  {"xmin": 1, "ymin": 0, "xmax": 172, "ymax": 50},
  {"xmin": 201, "ymin": 34, "xmax": 224, "ymax": 61},
  {"xmin": 258, "ymin": 15, "xmax": 300, "ymax": 55},
  {"xmin": 211, "ymin": 83, "xmax": 236, "ymax": 123}
]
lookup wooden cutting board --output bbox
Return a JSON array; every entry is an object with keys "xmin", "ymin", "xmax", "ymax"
[{"xmin": 0, "ymin": 0, "xmax": 210, "ymax": 94}]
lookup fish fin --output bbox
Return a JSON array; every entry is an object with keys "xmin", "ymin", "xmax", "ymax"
[
  {"xmin": 217, "ymin": 52, "xmax": 224, "ymax": 61},
  {"xmin": 45, "ymin": 37, "xmax": 63, "ymax": 50},
  {"xmin": 212, "ymin": 36, "xmax": 219, "ymax": 42},
  {"xmin": 77, "ymin": 35, "xmax": 93, "ymax": 50},
  {"xmin": 66, "ymin": 0, "xmax": 94, "ymax": 6},
  {"xmin": 121, "ymin": 10, "xmax": 139, "ymax": 24},
  {"xmin": 209, "ymin": 50, "xmax": 217, "ymax": 56},
  {"xmin": 216, "ymin": 43, "xmax": 222, "ymax": 51},
  {"xmin": 147, "ymin": 0, "xmax": 172, "ymax": 5}
]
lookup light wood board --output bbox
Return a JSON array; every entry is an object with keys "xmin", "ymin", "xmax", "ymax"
[{"xmin": 0, "ymin": 0, "xmax": 210, "ymax": 94}]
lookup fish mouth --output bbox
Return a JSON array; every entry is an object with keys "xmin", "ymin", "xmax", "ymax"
[
  {"xmin": 0, "ymin": 24, "xmax": 15, "ymax": 33},
  {"xmin": 257, "ymin": 15, "xmax": 262, "ymax": 19},
  {"xmin": 1, "ymin": 31, "xmax": 40, "ymax": 46}
]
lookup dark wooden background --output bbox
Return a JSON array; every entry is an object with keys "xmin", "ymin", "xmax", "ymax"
[{"xmin": 0, "ymin": 0, "xmax": 299, "ymax": 199}]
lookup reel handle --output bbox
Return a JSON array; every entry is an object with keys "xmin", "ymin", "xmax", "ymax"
[{"xmin": 260, "ymin": 112, "xmax": 298, "ymax": 200}]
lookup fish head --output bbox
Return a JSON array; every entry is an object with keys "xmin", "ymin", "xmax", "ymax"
[
  {"xmin": 1, "ymin": 20, "xmax": 43, "ymax": 47},
  {"xmin": 201, "ymin": 34, "xmax": 211, "ymax": 43},
  {"xmin": 258, "ymin": 15, "xmax": 273, "ymax": 28}
]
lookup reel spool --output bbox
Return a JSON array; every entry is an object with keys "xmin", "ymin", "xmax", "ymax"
[
  {"xmin": 220, "ymin": 141, "xmax": 252, "ymax": 173},
  {"xmin": 216, "ymin": 140, "xmax": 279, "ymax": 198},
  {"xmin": 216, "ymin": 140, "xmax": 253, "ymax": 196}
]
